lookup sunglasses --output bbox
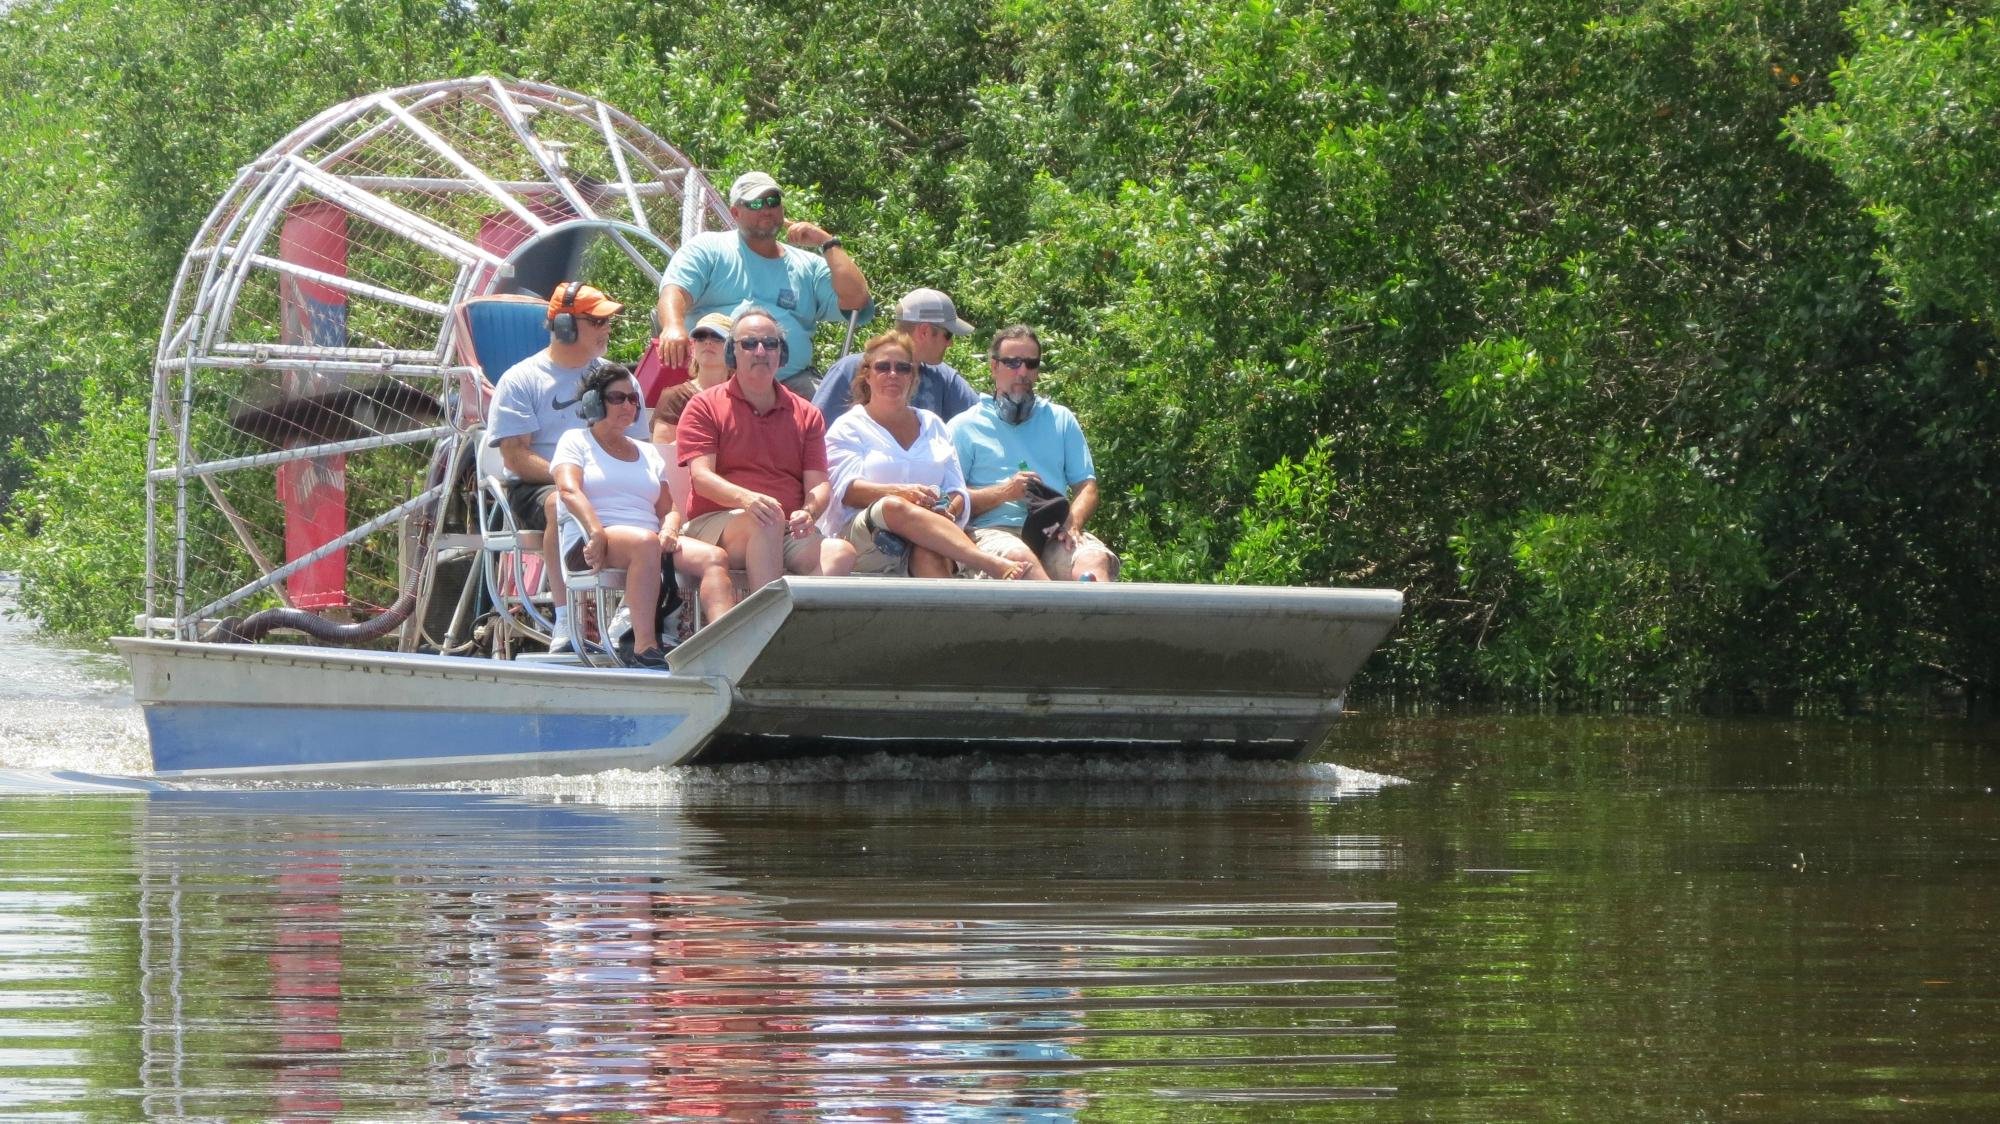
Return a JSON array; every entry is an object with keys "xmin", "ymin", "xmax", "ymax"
[
  {"xmin": 869, "ymin": 360, "xmax": 915, "ymax": 375},
  {"xmin": 601, "ymin": 390, "xmax": 641, "ymax": 407},
  {"xmin": 690, "ymin": 329, "xmax": 725, "ymax": 342},
  {"xmin": 739, "ymin": 193, "xmax": 782, "ymax": 210},
  {"xmin": 734, "ymin": 336, "xmax": 784, "ymax": 352},
  {"xmin": 994, "ymin": 356, "xmax": 1042, "ymax": 370},
  {"xmin": 580, "ymin": 314, "xmax": 615, "ymax": 327}
]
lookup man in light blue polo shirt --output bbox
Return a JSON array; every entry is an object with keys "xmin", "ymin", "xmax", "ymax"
[
  {"xmin": 654, "ymin": 171, "xmax": 874, "ymax": 398},
  {"xmin": 947, "ymin": 324, "xmax": 1120, "ymax": 581}
]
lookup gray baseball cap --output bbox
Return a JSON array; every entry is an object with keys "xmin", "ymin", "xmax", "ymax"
[
  {"xmin": 896, "ymin": 288, "xmax": 975, "ymax": 336},
  {"xmin": 727, "ymin": 171, "xmax": 781, "ymax": 206}
]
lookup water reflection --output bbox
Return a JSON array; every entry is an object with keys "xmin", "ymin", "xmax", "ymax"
[{"xmin": 41, "ymin": 788, "xmax": 1399, "ymax": 1119}]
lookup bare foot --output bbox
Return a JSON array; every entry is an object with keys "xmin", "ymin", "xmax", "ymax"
[{"xmin": 980, "ymin": 553, "xmax": 1030, "ymax": 580}]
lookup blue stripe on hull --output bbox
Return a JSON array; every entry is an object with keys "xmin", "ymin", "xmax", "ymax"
[{"xmin": 146, "ymin": 705, "xmax": 684, "ymax": 773}]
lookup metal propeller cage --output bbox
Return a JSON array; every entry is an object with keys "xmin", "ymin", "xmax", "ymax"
[{"xmin": 143, "ymin": 77, "xmax": 731, "ymax": 646}]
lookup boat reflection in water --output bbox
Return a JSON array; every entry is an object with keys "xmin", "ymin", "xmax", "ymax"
[{"xmin": 126, "ymin": 782, "xmax": 1399, "ymax": 1117}]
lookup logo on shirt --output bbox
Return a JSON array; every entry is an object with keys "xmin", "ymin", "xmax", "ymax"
[{"xmin": 776, "ymin": 287, "xmax": 799, "ymax": 312}]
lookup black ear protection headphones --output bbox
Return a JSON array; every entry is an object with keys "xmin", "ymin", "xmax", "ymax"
[
  {"xmin": 574, "ymin": 360, "xmax": 619, "ymax": 422},
  {"xmin": 723, "ymin": 333, "xmax": 790, "ymax": 369},
  {"xmin": 549, "ymin": 281, "xmax": 584, "ymax": 344}
]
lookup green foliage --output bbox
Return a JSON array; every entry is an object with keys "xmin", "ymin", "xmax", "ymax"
[
  {"xmin": 1789, "ymin": 2, "xmax": 2000, "ymax": 325},
  {"xmin": 0, "ymin": 389, "xmax": 146, "ymax": 636},
  {"xmin": 1, "ymin": 0, "xmax": 1997, "ymax": 707}
]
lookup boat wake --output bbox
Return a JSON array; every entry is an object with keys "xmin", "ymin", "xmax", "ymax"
[{"xmin": 431, "ymin": 751, "xmax": 1407, "ymax": 803}]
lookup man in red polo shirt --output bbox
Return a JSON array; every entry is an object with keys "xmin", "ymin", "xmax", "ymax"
[{"xmin": 678, "ymin": 307, "xmax": 858, "ymax": 588}]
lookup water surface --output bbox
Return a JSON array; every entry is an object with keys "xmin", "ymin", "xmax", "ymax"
[{"xmin": 2, "ymin": 599, "xmax": 1997, "ymax": 1119}]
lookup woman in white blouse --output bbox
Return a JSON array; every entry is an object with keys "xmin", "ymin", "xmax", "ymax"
[
  {"xmin": 553, "ymin": 364, "xmax": 735, "ymax": 667},
  {"xmin": 821, "ymin": 332, "xmax": 1029, "ymax": 578}
]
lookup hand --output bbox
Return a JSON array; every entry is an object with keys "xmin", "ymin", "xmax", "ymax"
[
  {"xmin": 895, "ymin": 483, "xmax": 941, "ymax": 507},
  {"xmin": 1052, "ymin": 521, "xmax": 1081, "ymax": 549},
  {"xmin": 944, "ymin": 493, "xmax": 966, "ymax": 520},
  {"xmin": 583, "ymin": 528, "xmax": 608, "ymax": 568},
  {"xmin": 742, "ymin": 493, "xmax": 785, "ymax": 527},
  {"xmin": 658, "ymin": 527, "xmax": 680, "ymax": 555},
  {"xmin": 659, "ymin": 326, "xmax": 689, "ymax": 369},
  {"xmin": 1001, "ymin": 470, "xmax": 1040, "ymax": 502},
  {"xmin": 786, "ymin": 220, "xmax": 833, "ymax": 249},
  {"xmin": 787, "ymin": 508, "xmax": 816, "ymax": 538}
]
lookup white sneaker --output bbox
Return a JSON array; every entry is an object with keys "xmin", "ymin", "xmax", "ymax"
[{"xmin": 548, "ymin": 618, "xmax": 574, "ymax": 654}]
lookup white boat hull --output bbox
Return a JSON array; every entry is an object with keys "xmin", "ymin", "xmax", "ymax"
[{"xmin": 114, "ymin": 637, "xmax": 732, "ymax": 783}]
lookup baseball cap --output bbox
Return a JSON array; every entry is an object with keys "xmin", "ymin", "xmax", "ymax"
[
  {"xmin": 728, "ymin": 171, "xmax": 782, "ymax": 206},
  {"xmin": 548, "ymin": 284, "xmax": 623, "ymax": 319},
  {"xmin": 691, "ymin": 312, "xmax": 735, "ymax": 340},
  {"xmin": 896, "ymin": 288, "xmax": 975, "ymax": 336}
]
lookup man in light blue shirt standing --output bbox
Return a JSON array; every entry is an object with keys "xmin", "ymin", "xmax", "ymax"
[
  {"xmin": 948, "ymin": 324, "xmax": 1120, "ymax": 581},
  {"xmin": 654, "ymin": 171, "xmax": 873, "ymax": 398}
]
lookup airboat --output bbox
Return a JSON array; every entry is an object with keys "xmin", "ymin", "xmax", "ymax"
[{"xmin": 112, "ymin": 77, "xmax": 1402, "ymax": 783}]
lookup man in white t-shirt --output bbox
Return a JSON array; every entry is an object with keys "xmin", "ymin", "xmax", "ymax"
[{"xmin": 486, "ymin": 282, "xmax": 644, "ymax": 651}]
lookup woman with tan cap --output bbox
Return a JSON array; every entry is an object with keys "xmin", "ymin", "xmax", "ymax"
[{"xmin": 651, "ymin": 311, "xmax": 733, "ymax": 513}]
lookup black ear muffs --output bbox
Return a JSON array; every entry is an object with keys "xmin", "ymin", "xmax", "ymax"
[
  {"xmin": 577, "ymin": 385, "xmax": 607, "ymax": 421},
  {"xmin": 549, "ymin": 280, "xmax": 583, "ymax": 344},
  {"xmin": 724, "ymin": 334, "xmax": 790, "ymax": 369}
]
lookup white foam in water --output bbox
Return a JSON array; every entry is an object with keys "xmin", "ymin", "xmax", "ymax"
[
  {"xmin": 441, "ymin": 751, "xmax": 1407, "ymax": 804},
  {"xmin": 0, "ymin": 582, "xmax": 152, "ymax": 778}
]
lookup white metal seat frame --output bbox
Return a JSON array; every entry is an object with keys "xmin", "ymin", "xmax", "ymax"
[
  {"xmin": 555, "ymin": 522, "xmax": 628, "ymax": 667},
  {"xmin": 474, "ymin": 429, "xmax": 559, "ymax": 654}
]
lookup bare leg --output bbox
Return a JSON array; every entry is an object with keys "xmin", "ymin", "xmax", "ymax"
[
  {"xmin": 992, "ymin": 537, "xmax": 1049, "ymax": 580},
  {"xmin": 602, "ymin": 526, "xmax": 664, "ymax": 651},
  {"xmin": 818, "ymin": 536, "xmax": 856, "ymax": 576},
  {"xmin": 672, "ymin": 538, "xmax": 737, "ymax": 624},
  {"xmin": 719, "ymin": 512, "xmax": 785, "ymax": 590},
  {"xmin": 875, "ymin": 498, "xmax": 1029, "ymax": 579},
  {"xmin": 909, "ymin": 547, "xmax": 953, "ymax": 578},
  {"xmin": 1045, "ymin": 535, "xmax": 1119, "ymax": 582},
  {"xmin": 542, "ymin": 491, "xmax": 568, "ymax": 602},
  {"xmin": 1067, "ymin": 544, "xmax": 1119, "ymax": 582}
]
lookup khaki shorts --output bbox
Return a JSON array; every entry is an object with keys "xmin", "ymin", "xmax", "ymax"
[
  {"xmin": 684, "ymin": 508, "xmax": 825, "ymax": 573},
  {"xmin": 969, "ymin": 525, "xmax": 1120, "ymax": 580},
  {"xmin": 843, "ymin": 500, "xmax": 909, "ymax": 576}
]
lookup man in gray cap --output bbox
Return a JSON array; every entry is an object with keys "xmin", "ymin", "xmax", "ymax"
[
  {"xmin": 811, "ymin": 287, "xmax": 982, "ymax": 421},
  {"xmin": 655, "ymin": 171, "xmax": 873, "ymax": 398}
]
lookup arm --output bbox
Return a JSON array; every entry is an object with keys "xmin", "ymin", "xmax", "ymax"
[
  {"xmin": 787, "ymin": 221, "xmax": 869, "ymax": 312},
  {"xmin": 654, "ymin": 466, "xmax": 683, "ymax": 550},
  {"xmin": 1064, "ymin": 478, "xmax": 1101, "ymax": 539},
  {"xmin": 1058, "ymin": 412, "xmax": 1101, "ymax": 538},
  {"xmin": 967, "ymin": 471, "xmax": 1036, "ymax": 517},
  {"xmin": 842, "ymin": 477, "xmax": 942, "ymax": 509},
  {"xmin": 498, "ymin": 433, "xmax": 554, "ymax": 485},
  {"xmin": 689, "ymin": 453, "xmax": 785, "ymax": 526},
  {"xmin": 553, "ymin": 462, "xmax": 607, "ymax": 568},
  {"xmin": 790, "ymin": 470, "xmax": 832, "ymax": 537},
  {"xmin": 655, "ymin": 284, "xmax": 694, "ymax": 368}
]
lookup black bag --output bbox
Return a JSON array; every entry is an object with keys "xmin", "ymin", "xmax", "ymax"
[
  {"xmin": 1020, "ymin": 479, "xmax": 1070, "ymax": 557},
  {"xmin": 654, "ymin": 570, "xmax": 684, "ymax": 640}
]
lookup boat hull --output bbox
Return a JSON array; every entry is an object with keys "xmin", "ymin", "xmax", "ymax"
[
  {"xmin": 116, "ymin": 580, "xmax": 1403, "ymax": 781},
  {"xmin": 672, "ymin": 579, "xmax": 1403, "ymax": 765},
  {"xmin": 113, "ymin": 638, "xmax": 731, "ymax": 783}
]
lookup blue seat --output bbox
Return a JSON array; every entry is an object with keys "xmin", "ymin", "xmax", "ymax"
[
  {"xmin": 455, "ymin": 294, "xmax": 551, "ymax": 388},
  {"xmin": 455, "ymin": 295, "xmax": 561, "ymax": 655}
]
